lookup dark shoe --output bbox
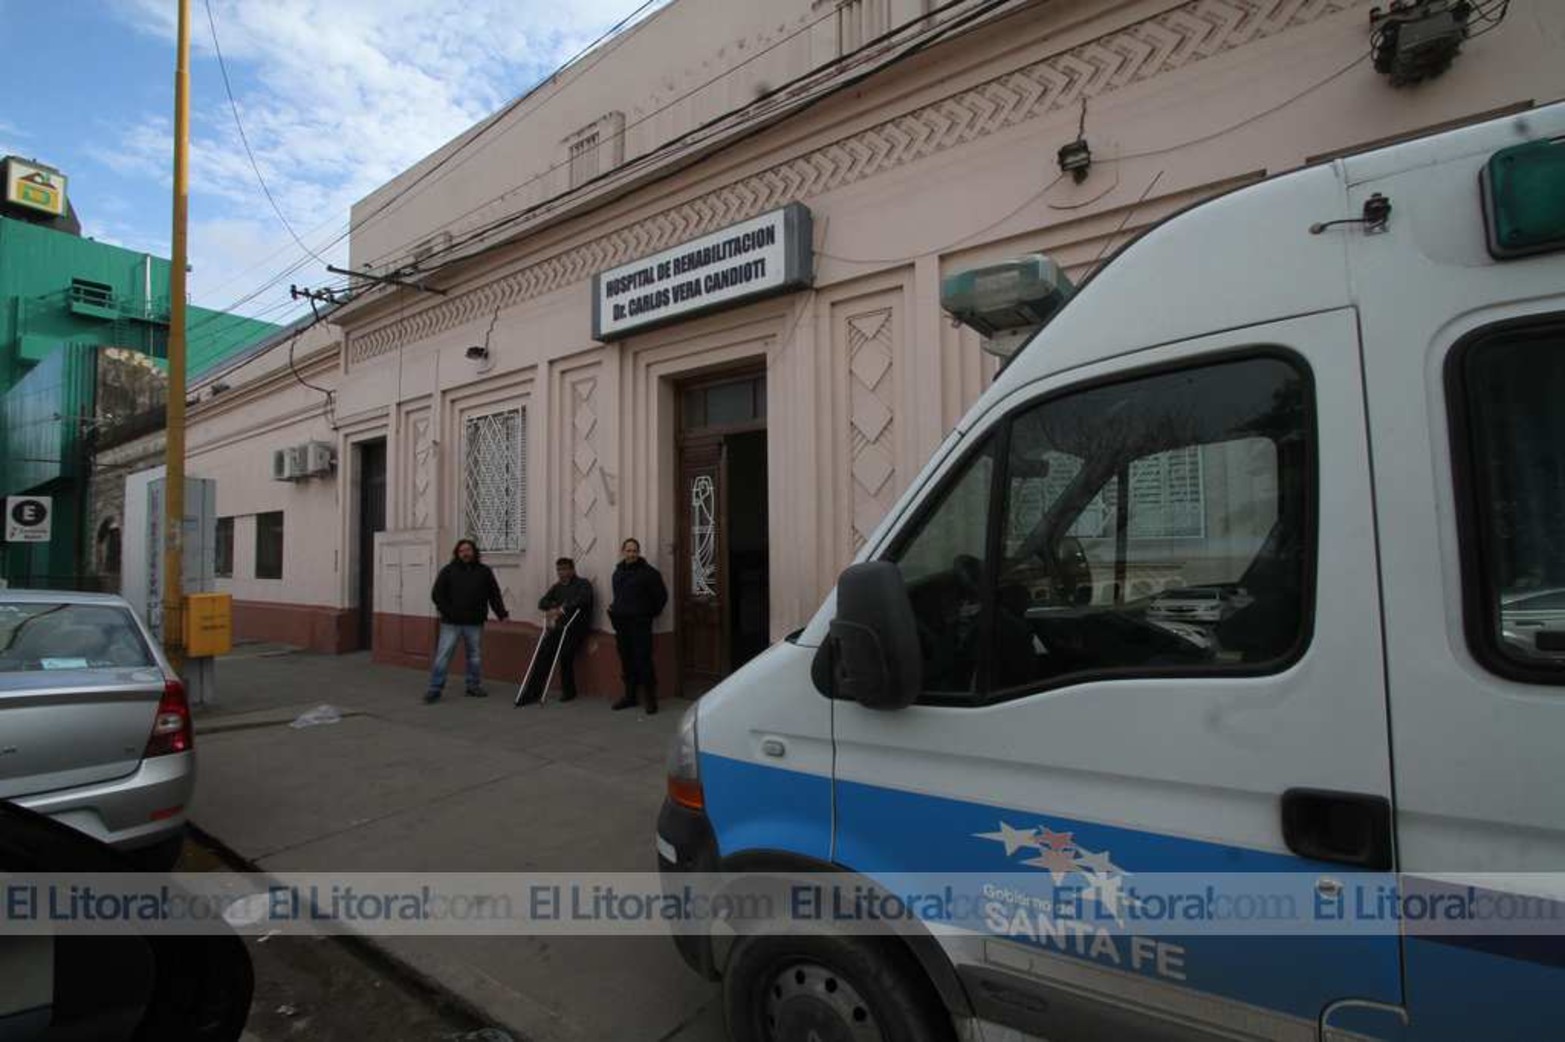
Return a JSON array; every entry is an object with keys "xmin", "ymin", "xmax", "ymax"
[
  {"xmin": 642, "ymin": 685, "xmax": 658, "ymax": 715},
  {"xmin": 423, "ymin": 690, "xmax": 442, "ymax": 704},
  {"xmin": 465, "ymin": 686, "xmax": 489, "ymax": 698},
  {"xmin": 514, "ymin": 690, "xmax": 540, "ymax": 707},
  {"xmin": 611, "ymin": 694, "xmax": 638, "ymax": 711},
  {"xmin": 643, "ymin": 701, "xmax": 658, "ymax": 716},
  {"xmin": 558, "ymin": 691, "xmax": 577, "ymax": 703}
]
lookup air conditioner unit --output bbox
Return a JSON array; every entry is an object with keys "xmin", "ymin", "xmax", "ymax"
[
  {"xmin": 305, "ymin": 441, "xmax": 335, "ymax": 475},
  {"xmin": 271, "ymin": 446, "xmax": 308, "ymax": 481}
]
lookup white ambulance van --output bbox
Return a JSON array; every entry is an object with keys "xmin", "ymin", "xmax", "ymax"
[{"xmin": 657, "ymin": 102, "xmax": 1565, "ymax": 1042}]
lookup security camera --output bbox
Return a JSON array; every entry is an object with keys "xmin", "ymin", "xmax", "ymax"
[{"xmin": 465, "ymin": 345, "xmax": 489, "ymax": 361}]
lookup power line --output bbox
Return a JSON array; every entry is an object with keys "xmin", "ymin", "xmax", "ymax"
[
  {"xmin": 817, "ymin": 172, "xmax": 1067, "ymax": 265},
  {"xmin": 353, "ymin": 0, "xmax": 671, "ymax": 247},
  {"xmin": 404, "ymin": 0, "xmax": 1025, "ymax": 280},
  {"xmin": 363, "ymin": 0, "xmax": 856, "ymax": 273},
  {"xmin": 184, "ymin": 0, "xmax": 1009, "ymax": 329},
  {"xmin": 182, "ymin": 0, "xmax": 667, "ymax": 327},
  {"xmin": 203, "ymin": 0, "xmax": 330, "ymax": 265}
]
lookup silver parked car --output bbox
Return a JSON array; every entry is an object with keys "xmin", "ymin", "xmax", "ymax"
[
  {"xmin": 0, "ymin": 590, "xmax": 193, "ymax": 870},
  {"xmin": 1500, "ymin": 587, "xmax": 1565, "ymax": 662},
  {"xmin": 1146, "ymin": 585, "xmax": 1249, "ymax": 624}
]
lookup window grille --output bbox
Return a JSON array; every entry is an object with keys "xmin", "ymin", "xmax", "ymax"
[{"xmin": 463, "ymin": 408, "xmax": 526, "ymax": 552}]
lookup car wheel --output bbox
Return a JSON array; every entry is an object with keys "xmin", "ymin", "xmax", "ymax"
[{"xmin": 724, "ymin": 932, "xmax": 955, "ymax": 1042}]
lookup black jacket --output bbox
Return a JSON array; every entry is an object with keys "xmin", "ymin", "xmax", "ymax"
[
  {"xmin": 609, "ymin": 559, "xmax": 667, "ymax": 620},
  {"xmin": 539, "ymin": 576, "xmax": 593, "ymax": 623},
  {"xmin": 432, "ymin": 559, "xmax": 509, "ymax": 626}
]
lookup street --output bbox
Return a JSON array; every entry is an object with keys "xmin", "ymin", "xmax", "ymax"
[
  {"xmin": 177, "ymin": 836, "xmax": 501, "ymax": 1042},
  {"xmin": 188, "ymin": 645, "xmax": 722, "ymax": 1042}
]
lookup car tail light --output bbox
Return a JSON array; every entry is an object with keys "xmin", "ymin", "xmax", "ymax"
[
  {"xmin": 666, "ymin": 703, "xmax": 703, "ymax": 810},
  {"xmin": 145, "ymin": 679, "xmax": 193, "ymax": 757}
]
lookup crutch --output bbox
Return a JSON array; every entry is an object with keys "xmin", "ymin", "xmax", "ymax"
[
  {"xmin": 514, "ymin": 625, "xmax": 549, "ymax": 706},
  {"xmin": 514, "ymin": 609, "xmax": 582, "ymax": 706},
  {"xmin": 535, "ymin": 609, "xmax": 583, "ymax": 705}
]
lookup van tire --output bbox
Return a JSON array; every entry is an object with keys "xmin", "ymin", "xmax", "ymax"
[{"xmin": 723, "ymin": 932, "xmax": 956, "ymax": 1042}]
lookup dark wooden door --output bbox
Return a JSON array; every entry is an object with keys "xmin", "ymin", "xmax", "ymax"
[
  {"xmin": 357, "ymin": 440, "xmax": 387, "ymax": 650},
  {"xmin": 678, "ymin": 436, "xmax": 727, "ymax": 695}
]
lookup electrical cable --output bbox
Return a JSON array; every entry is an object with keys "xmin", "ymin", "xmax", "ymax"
[
  {"xmin": 410, "ymin": 0, "xmax": 1024, "ymax": 274},
  {"xmin": 204, "ymin": 0, "xmax": 330, "ymax": 265},
  {"xmin": 1116, "ymin": 52, "xmax": 1370, "ymax": 162},
  {"xmin": 184, "ymin": 0, "xmax": 1019, "ymax": 329},
  {"xmin": 347, "ymin": 0, "xmax": 671, "ymax": 241},
  {"xmin": 176, "ymin": 0, "xmax": 667, "ymax": 329},
  {"xmin": 403, "ymin": 0, "xmax": 1028, "ymax": 280},
  {"xmin": 817, "ymin": 172, "xmax": 1066, "ymax": 265},
  {"xmin": 372, "ymin": 0, "xmax": 923, "ymax": 271}
]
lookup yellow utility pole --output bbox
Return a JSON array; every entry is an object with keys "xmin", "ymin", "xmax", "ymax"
[{"xmin": 163, "ymin": 0, "xmax": 191, "ymax": 673}]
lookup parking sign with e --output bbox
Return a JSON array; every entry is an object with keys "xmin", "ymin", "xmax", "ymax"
[{"xmin": 6, "ymin": 496, "xmax": 51, "ymax": 543}]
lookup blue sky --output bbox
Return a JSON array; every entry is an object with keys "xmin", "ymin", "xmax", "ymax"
[{"xmin": 0, "ymin": 0, "xmax": 662, "ymax": 326}]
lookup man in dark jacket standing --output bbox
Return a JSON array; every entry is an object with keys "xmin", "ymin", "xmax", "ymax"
[
  {"xmin": 425, "ymin": 539, "xmax": 509, "ymax": 703},
  {"xmin": 516, "ymin": 557, "xmax": 594, "ymax": 705},
  {"xmin": 609, "ymin": 538, "xmax": 668, "ymax": 714}
]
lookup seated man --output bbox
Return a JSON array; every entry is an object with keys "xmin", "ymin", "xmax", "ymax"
[{"xmin": 517, "ymin": 557, "xmax": 594, "ymax": 705}]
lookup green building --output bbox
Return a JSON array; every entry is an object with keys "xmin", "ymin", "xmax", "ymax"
[{"xmin": 0, "ymin": 155, "xmax": 279, "ymax": 588}]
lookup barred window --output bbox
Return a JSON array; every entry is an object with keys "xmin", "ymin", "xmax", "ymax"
[{"xmin": 463, "ymin": 408, "xmax": 526, "ymax": 553}]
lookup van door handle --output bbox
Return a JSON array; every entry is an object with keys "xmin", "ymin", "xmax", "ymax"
[
  {"xmin": 761, "ymin": 738, "xmax": 787, "ymax": 758},
  {"xmin": 1280, "ymin": 789, "xmax": 1393, "ymax": 871}
]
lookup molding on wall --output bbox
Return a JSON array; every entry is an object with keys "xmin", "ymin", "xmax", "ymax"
[{"xmin": 346, "ymin": 0, "xmax": 1358, "ymax": 364}]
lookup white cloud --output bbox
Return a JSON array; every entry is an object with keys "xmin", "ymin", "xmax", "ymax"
[
  {"xmin": 108, "ymin": 0, "xmax": 666, "ymax": 317},
  {"xmin": 0, "ymin": 118, "xmax": 28, "ymax": 159}
]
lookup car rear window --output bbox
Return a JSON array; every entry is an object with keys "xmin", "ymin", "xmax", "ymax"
[{"xmin": 0, "ymin": 603, "xmax": 155, "ymax": 671}]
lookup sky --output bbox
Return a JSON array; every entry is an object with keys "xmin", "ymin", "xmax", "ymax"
[{"xmin": 0, "ymin": 0, "xmax": 664, "ymax": 328}]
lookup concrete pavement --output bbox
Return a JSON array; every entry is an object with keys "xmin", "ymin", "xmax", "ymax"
[{"xmin": 191, "ymin": 645, "xmax": 725, "ymax": 1042}]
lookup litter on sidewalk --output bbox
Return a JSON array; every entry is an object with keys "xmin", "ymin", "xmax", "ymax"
[{"xmin": 289, "ymin": 704, "xmax": 343, "ymax": 729}]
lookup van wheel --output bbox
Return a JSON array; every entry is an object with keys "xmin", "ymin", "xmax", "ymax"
[{"xmin": 724, "ymin": 933, "xmax": 954, "ymax": 1042}]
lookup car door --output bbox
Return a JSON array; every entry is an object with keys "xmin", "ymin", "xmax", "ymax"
[{"xmin": 831, "ymin": 310, "xmax": 1402, "ymax": 1041}]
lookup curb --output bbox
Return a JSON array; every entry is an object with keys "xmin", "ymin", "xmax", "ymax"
[{"xmin": 185, "ymin": 822, "xmax": 524, "ymax": 1041}]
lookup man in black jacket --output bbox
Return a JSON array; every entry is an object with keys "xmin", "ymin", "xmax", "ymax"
[
  {"xmin": 425, "ymin": 539, "xmax": 509, "ymax": 703},
  {"xmin": 609, "ymin": 538, "xmax": 668, "ymax": 714},
  {"xmin": 516, "ymin": 557, "xmax": 594, "ymax": 705}
]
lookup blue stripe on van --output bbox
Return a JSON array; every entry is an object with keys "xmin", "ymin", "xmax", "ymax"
[
  {"xmin": 701, "ymin": 757, "xmax": 1563, "ymax": 1036},
  {"xmin": 832, "ymin": 774, "xmax": 1402, "ymax": 1021},
  {"xmin": 699, "ymin": 752, "xmax": 832, "ymax": 862},
  {"xmin": 1400, "ymin": 937, "xmax": 1563, "ymax": 1041}
]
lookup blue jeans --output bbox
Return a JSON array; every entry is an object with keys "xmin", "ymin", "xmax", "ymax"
[{"xmin": 428, "ymin": 624, "xmax": 484, "ymax": 693}]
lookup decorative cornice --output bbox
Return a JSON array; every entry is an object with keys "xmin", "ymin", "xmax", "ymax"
[{"xmin": 348, "ymin": 0, "xmax": 1358, "ymax": 364}]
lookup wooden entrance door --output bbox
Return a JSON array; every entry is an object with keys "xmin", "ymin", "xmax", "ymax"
[
  {"xmin": 677, "ymin": 436, "xmax": 727, "ymax": 695},
  {"xmin": 676, "ymin": 370, "xmax": 768, "ymax": 696}
]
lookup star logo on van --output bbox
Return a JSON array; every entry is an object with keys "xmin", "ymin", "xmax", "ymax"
[
  {"xmin": 974, "ymin": 821, "xmax": 1038, "ymax": 856},
  {"xmin": 974, "ymin": 819, "xmax": 1135, "ymax": 924}
]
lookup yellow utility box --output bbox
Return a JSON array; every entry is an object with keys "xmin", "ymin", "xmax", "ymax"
[{"xmin": 184, "ymin": 593, "xmax": 233, "ymax": 657}]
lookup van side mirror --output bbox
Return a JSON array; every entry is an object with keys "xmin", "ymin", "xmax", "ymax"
[{"xmin": 810, "ymin": 561, "xmax": 922, "ymax": 709}]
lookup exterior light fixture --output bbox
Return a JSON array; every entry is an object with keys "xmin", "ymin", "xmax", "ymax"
[
  {"xmin": 1057, "ymin": 138, "xmax": 1092, "ymax": 183},
  {"xmin": 464, "ymin": 343, "xmax": 495, "ymax": 375}
]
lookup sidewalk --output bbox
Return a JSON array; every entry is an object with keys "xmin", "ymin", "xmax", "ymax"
[{"xmin": 191, "ymin": 647, "xmax": 724, "ymax": 1042}]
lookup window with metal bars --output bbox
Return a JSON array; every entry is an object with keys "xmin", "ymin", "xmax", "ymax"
[{"xmin": 463, "ymin": 408, "xmax": 526, "ymax": 553}]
